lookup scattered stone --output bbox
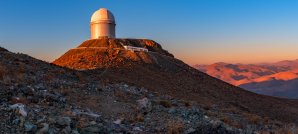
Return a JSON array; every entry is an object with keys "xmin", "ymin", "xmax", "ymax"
[
  {"xmin": 35, "ymin": 83, "xmax": 46, "ymax": 90},
  {"xmin": 11, "ymin": 97, "xmax": 28, "ymax": 104},
  {"xmin": 36, "ymin": 123, "xmax": 49, "ymax": 134},
  {"xmin": 185, "ymin": 127, "xmax": 196, "ymax": 134},
  {"xmin": 113, "ymin": 119, "xmax": 122, "ymax": 125},
  {"xmin": 47, "ymin": 117, "xmax": 56, "ymax": 124},
  {"xmin": 19, "ymin": 117, "xmax": 25, "ymax": 127},
  {"xmin": 137, "ymin": 97, "xmax": 152, "ymax": 110},
  {"xmin": 62, "ymin": 126, "xmax": 71, "ymax": 133},
  {"xmin": 81, "ymin": 126, "xmax": 103, "ymax": 133},
  {"xmin": 133, "ymin": 126, "xmax": 142, "ymax": 131},
  {"xmin": 168, "ymin": 108, "xmax": 177, "ymax": 114},
  {"xmin": 9, "ymin": 103, "xmax": 27, "ymax": 117},
  {"xmin": 12, "ymin": 118, "xmax": 20, "ymax": 125},
  {"xmin": 90, "ymin": 121, "xmax": 97, "ymax": 125},
  {"xmin": 123, "ymin": 84, "xmax": 129, "ymax": 88},
  {"xmin": 56, "ymin": 117, "xmax": 72, "ymax": 127},
  {"xmin": 71, "ymin": 130, "xmax": 80, "ymax": 134},
  {"xmin": 75, "ymin": 110, "xmax": 101, "ymax": 118},
  {"xmin": 24, "ymin": 121, "xmax": 37, "ymax": 132},
  {"xmin": 48, "ymin": 128, "xmax": 57, "ymax": 134}
]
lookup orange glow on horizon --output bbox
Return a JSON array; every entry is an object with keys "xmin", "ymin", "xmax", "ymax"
[{"xmin": 169, "ymin": 40, "xmax": 298, "ymax": 65}]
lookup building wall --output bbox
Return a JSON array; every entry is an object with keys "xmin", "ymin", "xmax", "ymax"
[{"xmin": 90, "ymin": 22, "xmax": 115, "ymax": 39}]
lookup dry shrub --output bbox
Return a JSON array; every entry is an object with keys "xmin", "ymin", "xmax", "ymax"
[
  {"xmin": 160, "ymin": 100, "xmax": 172, "ymax": 108},
  {"xmin": 15, "ymin": 68, "xmax": 25, "ymax": 82},
  {"xmin": 0, "ymin": 64, "xmax": 8, "ymax": 80},
  {"xmin": 203, "ymin": 104, "xmax": 212, "ymax": 110},
  {"xmin": 221, "ymin": 106, "xmax": 239, "ymax": 114},
  {"xmin": 184, "ymin": 101, "xmax": 191, "ymax": 107},
  {"xmin": 60, "ymin": 88, "xmax": 74, "ymax": 96},
  {"xmin": 135, "ymin": 113, "xmax": 144, "ymax": 122},
  {"xmin": 167, "ymin": 120, "xmax": 185, "ymax": 134},
  {"xmin": 206, "ymin": 110, "xmax": 216, "ymax": 117},
  {"xmin": 0, "ymin": 65, "xmax": 14, "ymax": 84},
  {"xmin": 76, "ymin": 118, "xmax": 89, "ymax": 128},
  {"xmin": 221, "ymin": 116, "xmax": 243, "ymax": 129},
  {"xmin": 273, "ymin": 124, "xmax": 298, "ymax": 134},
  {"xmin": 75, "ymin": 72, "xmax": 86, "ymax": 83},
  {"xmin": 276, "ymin": 129, "xmax": 294, "ymax": 134},
  {"xmin": 43, "ymin": 73, "xmax": 55, "ymax": 81},
  {"xmin": 263, "ymin": 116, "xmax": 271, "ymax": 124},
  {"xmin": 260, "ymin": 126, "xmax": 297, "ymax": 134},
  {"xmin": 114, "ymin": 90, "xmax": 129, "ymax": 101},
  {"xmin": 242, "ymin": 113, "xmax": 262, "ymax": 124}
]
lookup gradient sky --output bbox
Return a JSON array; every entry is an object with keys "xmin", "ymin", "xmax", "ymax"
[{"xmin": 0, "ymin": 0, "xmax": 297, "ymax": 65}]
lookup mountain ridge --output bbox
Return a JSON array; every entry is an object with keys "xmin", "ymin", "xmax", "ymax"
[{"xmin": 195, "ymin": 59, "xmax": 298, "ymax": 98}]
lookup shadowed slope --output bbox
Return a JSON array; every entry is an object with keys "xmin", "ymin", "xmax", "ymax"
[{"xmin": 88, "ymin": 54, "xmax": 298, "ymax": 123}]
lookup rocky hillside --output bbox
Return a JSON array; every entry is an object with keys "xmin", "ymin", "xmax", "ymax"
[
  {"xmin": 0, "ymin": 47, "xmax": 258, "ymax": 134},
  {"xmin": 52, "ymin": 38, "xmax": 298, "ymax": 132},
  {"xmin": 0, "ymin": 46, "xmax": 245, "ymax": 133},
  {"xmin": 1, "ymin": 38, "xmax": 298, "ymax": 133}
]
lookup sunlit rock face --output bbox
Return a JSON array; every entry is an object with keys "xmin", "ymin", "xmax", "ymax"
[
  {"xmin": 52, "ymin": 38, "xmax": 174, "ymax": 70},
  {"xmin": 90, "ymin": 8, "xmax": 116, "ymax": 39}
]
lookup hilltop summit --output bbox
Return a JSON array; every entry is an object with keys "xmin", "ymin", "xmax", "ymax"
[{"xmin": 53, "ymin": 38, "xmax": 173, "ymax": 70}]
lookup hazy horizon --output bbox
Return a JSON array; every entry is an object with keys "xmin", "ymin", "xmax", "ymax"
[{"xmin": 0, "ymin": 0, "xmax": 297, "ymax": 65}]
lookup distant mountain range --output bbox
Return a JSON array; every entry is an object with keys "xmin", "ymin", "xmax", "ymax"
[{"xmin": 194, "ymin": 59, "xmax": 298, "ymax": 98}]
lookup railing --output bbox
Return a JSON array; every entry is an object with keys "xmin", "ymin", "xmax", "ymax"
[
  {"xmin": 123, "ymin": 46, "xmax": 148, "ymax": 52},
  {"xmin": 71, "ymin": 46, "xmax": 149, "ymax": 52}
]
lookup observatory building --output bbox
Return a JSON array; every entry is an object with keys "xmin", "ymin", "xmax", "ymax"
[{"xmin": 90, "ymin": 8, "xmax": 116, "ymax": 39}]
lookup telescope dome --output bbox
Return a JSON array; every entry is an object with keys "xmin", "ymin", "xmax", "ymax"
[
  {"xmin": 91, "ymin": 8, "xmax": 115, "ymax": 23},
  {"xmin": 90, "ymin": 8, "xmax": 116, "ymax": 39}
]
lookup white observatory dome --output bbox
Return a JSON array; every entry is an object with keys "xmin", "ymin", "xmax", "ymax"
[
  {"xmin": 91, "ymin": 8, "xmax": 115, "ymax": 23},
  {"xmin": 90, "ymin": 8, "xmax": 116, "ymax": 39}
]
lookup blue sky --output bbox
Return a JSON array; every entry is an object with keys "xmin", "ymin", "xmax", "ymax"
[{"xmin": 0, "ymin": 0, "xmax": 297, "ymax": 64}]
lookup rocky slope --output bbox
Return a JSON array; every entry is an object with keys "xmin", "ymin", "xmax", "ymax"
[
  {"xmin": 0, "ymin": 46, "xmax": 245, "ymax": 133},
  {"xmin": 0, "ymin": 47, "xmax": 256, "ymax": 134},
  {"xmin": 53, "ymin": 38, "xmax": 298, "ymax": 131},
  {"xmin": 195, "ymin": 61, "xmax": 298, "ymax": 99},
  {"xmin": 1, "ymin": 38, "xmax": 298, "ymax": 133}
]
